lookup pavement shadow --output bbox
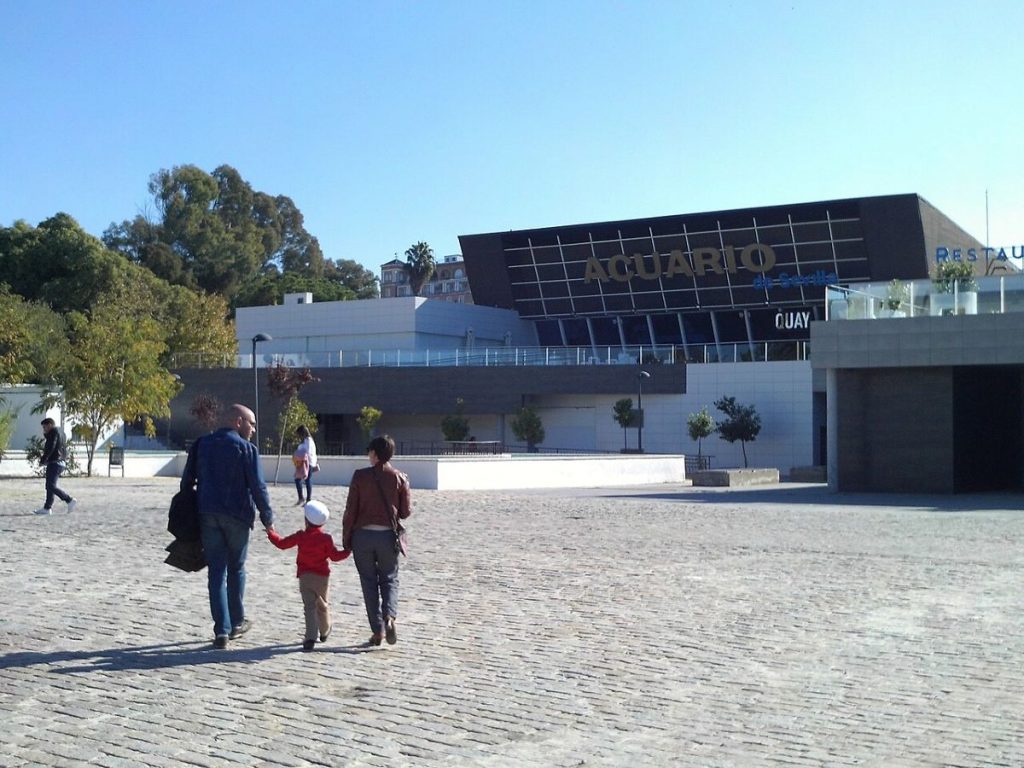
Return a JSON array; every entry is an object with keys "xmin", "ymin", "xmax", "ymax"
[
  {"xmin": 596, "ymin": 484, "xmax": 1024, "ymax": 512},
  {"xmin": 0, "ymin": 640, "xmax": 298, "ymax": 673}
]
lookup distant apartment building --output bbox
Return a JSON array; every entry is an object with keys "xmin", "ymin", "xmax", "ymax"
[{"xmin": 380, "ymin": 254, "xmax": 474, "ymax": 304}]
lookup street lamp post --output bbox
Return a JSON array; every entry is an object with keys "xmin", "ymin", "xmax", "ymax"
[
  {"xmin": 168, "ymin": 373, "xmax": 182, "ymax": 447},
  {"xmin": 252, "ymin": 333, "xmax": 272, "ymax": 453},
  {"xmin": 637, "ymin": 370, "xmax": 651, "ymax": 453}
]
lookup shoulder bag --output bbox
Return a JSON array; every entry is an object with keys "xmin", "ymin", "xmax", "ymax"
[{"xmin": 371, "ymin": 470, "xmax": 408, "ymax": 557}]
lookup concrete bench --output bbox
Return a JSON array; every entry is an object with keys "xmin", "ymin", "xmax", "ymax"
[
  {"xmin": 789, "ymin": 465, "xmax": 827, "ymax": 483},
  {"xmin": 690, "ymin": 468, "xmax": 780, "ymax": 487}
]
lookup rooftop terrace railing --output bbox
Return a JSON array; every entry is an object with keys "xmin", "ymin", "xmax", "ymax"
[
  {"xmin": 169, "ymin": 341, "xmax": 810, "ymax": 370},
  {"xmin": 825, "ymin": 272, "xmax": 1024, "ymax": 321}
]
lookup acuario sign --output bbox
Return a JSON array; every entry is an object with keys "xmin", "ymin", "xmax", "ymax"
[{"xmin": 583, "ymin": 244, "xmax": 777, "ymax": 284}]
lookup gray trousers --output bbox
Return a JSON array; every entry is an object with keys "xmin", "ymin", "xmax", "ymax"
[{"xmin": 351, "ymin": 528, "xmax": 399, "ymax": 634}]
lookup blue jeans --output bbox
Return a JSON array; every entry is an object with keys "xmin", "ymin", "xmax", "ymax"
[
  {"xmin": 351, "ymin": 529, "xmax": 400, "ymax": 634},
  {"xmin": 44, "ymin": 463, "xmax": 72, "ymax": 509},
  {"xmin": 294, "ymin": 474, "xmax": 312, "ymax": 502},
  {"xmin": 199, "ymin": 514, "xmax": 251, "ymax": 638}
]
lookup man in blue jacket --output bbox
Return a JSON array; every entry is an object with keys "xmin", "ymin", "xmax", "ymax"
[{"xmin": 181, "ymin": 403, "xmax": 276, "ymax": 649}]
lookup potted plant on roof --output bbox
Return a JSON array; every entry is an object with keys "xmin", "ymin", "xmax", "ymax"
[
  {"xmin": 880, "ymin": 278, "xmax": 909, "ymax": 318},
  {"xmin": 930, "ymin": 260, "xmax": 978, "ymax": 316}
]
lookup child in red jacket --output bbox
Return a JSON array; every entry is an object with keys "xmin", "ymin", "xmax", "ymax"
[{"xmin": 267, "ymin": 500, "xmax": 350, "ymax": 650}]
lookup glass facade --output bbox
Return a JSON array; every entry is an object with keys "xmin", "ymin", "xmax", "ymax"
[
  {"xmin": 491, "ymin": 202, "xmax": 868, "ymax": 350},
  {"xmin": 460, "ymin": 195, "xmax": 976, "ymax": 354}
]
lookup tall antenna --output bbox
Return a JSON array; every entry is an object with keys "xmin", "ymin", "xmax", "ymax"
[{"xmin": 985, "ymin": 188, "xmax": 990, "ymax": 247}]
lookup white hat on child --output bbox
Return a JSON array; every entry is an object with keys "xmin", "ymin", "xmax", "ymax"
[{"xmin": 304, "ymin": 500, "xmax": 330, "ymax": 526}]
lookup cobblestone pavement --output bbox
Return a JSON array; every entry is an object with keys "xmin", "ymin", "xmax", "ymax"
[{"xmin": 1, "ymin": 476, "xmax": 1023, "ymax": 767}]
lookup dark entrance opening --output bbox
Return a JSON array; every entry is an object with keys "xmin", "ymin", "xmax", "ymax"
[
  {"xmin": 318, "ymin": 413, "xmax": 347, "ymax": 456},
  {"xmin": 953, "ymin": 366, "xmax": 1024, "ymax": 492}
]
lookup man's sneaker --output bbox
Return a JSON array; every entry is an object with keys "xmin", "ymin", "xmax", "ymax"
[
  {"xmin": 213, "ymin": 635, "xmax": 228, "ymax": 649},
  {"xmin": 66, "ymin": 499, "xmax": 77, "ymax": 514},
  {"xmin": 229, "ymin": 619, "xmax": 253, "ymax": 639},
  {"xmin": 385, "ymin": 618, "xmax": 397, "ymax": 645},
  {"xmin": 302, "ymin": 639, "xmax": 315, "ymax": 651},
  {"xmin": 33, "ymin": 508, "xmax": 51, "ymax": 516}
]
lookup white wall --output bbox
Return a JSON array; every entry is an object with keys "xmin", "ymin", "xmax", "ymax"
[
  {"xmin": 1, "ymin": 385, "xmax": 60, "ymax": 453},
  {"xmin": 681, "ymin": 361, "xmax": 813, "ymax": 470},
  {"xmin": 0, "ymin": 450, "xmax": 687, "ymax": 490},
  {"xmin": 274, "ymin": 453, "xmax": 687, "ymax": 490},
  {"xmin": 514, "ymin": 361, "xmax": 813, "ymax": 470},
  {"xmin": 343, "ymin": 361, "xmax": 813, "ymax": 470},
  {"xmin": 1, "ymin": 384, "xmax": 125, "ymax": 459},
  {"xmin": 236, "ymin": 297, "xmax": 536, "ymax": 360}
]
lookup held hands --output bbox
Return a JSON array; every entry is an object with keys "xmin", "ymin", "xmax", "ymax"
[{"xmin": 338, "ymin": 549, "xmax": 351, "ymax": 561}]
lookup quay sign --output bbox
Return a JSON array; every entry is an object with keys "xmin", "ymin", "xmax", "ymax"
[
  {"xmin": 583, "ymin": 244, "xmax": 776, "ymax": 284},
  {"xmin": 774, "ymin": 310, "xmax": 813, "ymax": 330}
]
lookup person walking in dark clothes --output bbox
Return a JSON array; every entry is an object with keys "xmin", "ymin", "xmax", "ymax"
[{"xmin": 34, "ymin": 418, "xmax": 76, "ymax": 515}]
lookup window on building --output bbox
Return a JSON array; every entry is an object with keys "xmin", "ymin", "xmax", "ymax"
[
  {"xmin": 650, "ymin": 313, "xmax": 683, "ymax": 344},
  {"xmin": 590, "ymin": 317, "xmax": 620, "ymax": 346},
  {"xmin": 621, "ymin": 315, "xmax": 652, "ymax": 346},
  {"xmin": 681, "ymin": 313, "xmax": 714, "ymax": 345},
  {"xmin": 536, "ymin": 320, "xmax": 562, "ymax": 346},
  {"xmin": 714, "ymin": 310, "xmax": 749, "ymax": 344},
  {"xmin": 563, "ymin": 318, "xmax": 590, "ymax": 346}
]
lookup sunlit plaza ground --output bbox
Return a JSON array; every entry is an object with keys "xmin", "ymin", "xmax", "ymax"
[{"xmin": 1, "ymin": 476, "xmax": 1022, "ymax": 767}]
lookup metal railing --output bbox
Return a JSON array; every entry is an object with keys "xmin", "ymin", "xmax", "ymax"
[
  {"xmin": 825, "ymin": 272, "xmax": 1024, "ymax": 321},
  {"xmin": 169, "ymin": 341, "xmax": 810, "ymax": 370}
]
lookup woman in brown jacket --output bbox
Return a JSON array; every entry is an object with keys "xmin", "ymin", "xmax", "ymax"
[{"xmin": 342, "ymin": 435, "xmax": 412, "ymax": 646}]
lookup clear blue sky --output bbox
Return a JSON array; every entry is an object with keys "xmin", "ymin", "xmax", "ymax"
[{"xmin": 2, "ymin": 1, "xmax": 1021, "ymax": 275}]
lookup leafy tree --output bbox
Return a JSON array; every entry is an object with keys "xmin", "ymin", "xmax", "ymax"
[
  {"xmin": 270, "ymin": 395, "xmax": 318, "ymax": 483},
  {"xmin": 189, "ymin": 394, "xmax": 223, "ymax": 431},
  {"xmin": 233, "ymin": 271, "xmax": 357, "ymax": 310},
  {"xmin": 687, "ymin": 407, "xmax": 716, "ymax": 458},
  {"xmin": 0, "ymin": 404, "xmax": 18, "ymax": 460},
  {"xmin": 275, "ymin": 396, "xmax": 319, "ymax": 455},
  {"xmin": 440, "ymin": 397, "xmax": 470, "ymax": 441},
  {"xmin": 0, "ymin": 214, "xmax": 139, "ymax": 315},
  {"xmin": 933, "ymin": 258, "xmax": 978, "ymax": 293},
  {"xmin": 14, "ymin": 299, "xmax": 69, "ymax": 384},
  {"xmin": 266, "ymin": 363, "xmax": 319, "ymax": 478},
  {"xmin": 1, "ymin": 217, "xmax": 233, "ymax": 372},
  {"xmin": 161, "ymin": 286, "xmax": 237, "ymax": 367},
  {"xmin": 714, "ymin": 396, "xmax": 762, "ymax": 468},
  {"xmin": 357, "ymin": 405, "xmax": 383, "ymax": 443},
  {"xmin": 510, "ymin": 405, "xmax": 545, "ymax": 452},
  {"xmin": 25, "ymin": 433, "xmax": 82, "ymax": 476},
  {"xmin": 613, "ymin": 397, "xmax": 636, "ymax": 450},
  {"xmin": 48, "ymin": 300, "xmax": 182, "ymax": 475},
  {"xmin": 104, "ymin": 164, "xmax": 330, "ymax": 302},
  {"xmin": 0, "ymin": 286, "xmax": 38, "ymax": 383},
  {"xmin": 404, "ymin": 241, "xmax": 435, "ymax": 296},
  {"xmin": 324, "ymin": 258, "xmax": 379, "ymax": 299},
  {"xmin": 273, "ymin": 194, "xmax": 324, "ymax": 277}
]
